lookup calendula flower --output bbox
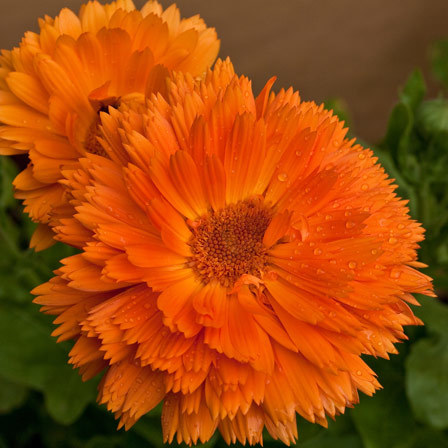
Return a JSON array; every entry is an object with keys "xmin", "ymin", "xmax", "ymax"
[
  {"xmin": 0, "ymin": 0, "xmax": 219, "ymax": 250},
  {"xmin": 33, "ymin": 59, "xmax": 434, "ymax": 445}
]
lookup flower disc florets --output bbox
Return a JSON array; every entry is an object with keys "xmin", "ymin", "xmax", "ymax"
[{"xmin": 189, "ymin": 199, "xmax": 272, "ymax": 287}]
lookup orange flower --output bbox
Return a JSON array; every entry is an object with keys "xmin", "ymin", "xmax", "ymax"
[
  {"xmin": 0, "ymin": 0, "xmax": 219, "ymax": 250},
  {"xmin": 34, "ymin": 59, "xmax": 434, "ymax": 445}
]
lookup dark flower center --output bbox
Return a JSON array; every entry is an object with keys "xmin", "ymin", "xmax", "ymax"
[{"xmin": 189, "ymin": 199, "xmax": 272, "ymax": 287}]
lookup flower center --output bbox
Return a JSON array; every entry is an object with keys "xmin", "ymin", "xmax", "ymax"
[
  {"xmin": 189, "ymin": 199, "xmax": 272, "ymax": 287},
  {"xmin": 85, "ymin": 118, "xmax": 108, "ymax": 156},
  {"xmin": 84, "ymin": 97, "xmax": 120, "ymax": 157}
]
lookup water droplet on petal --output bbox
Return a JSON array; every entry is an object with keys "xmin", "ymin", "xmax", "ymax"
[
  {"xmin": 277, "ymin": 172, "xmax": 288, "ymax": 182},
  {"xmin": 348, "ymin": 261, "xmax": 357, "ymax": 269}
]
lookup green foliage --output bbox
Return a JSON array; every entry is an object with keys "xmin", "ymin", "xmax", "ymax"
[
  {"xmin": 406, "ymin": 299, "xmax": 448, "ymax": 430},
  {"xmin": 2, "ymin": 40, "xmax": 448, "ymax": 448},
  {"xmin": 431, "ymin": 39, "xmax": 448, "ymax": 90},
  {"xmin": 378, "ymin": 70, "xmax": 448, "ymax": 287}
]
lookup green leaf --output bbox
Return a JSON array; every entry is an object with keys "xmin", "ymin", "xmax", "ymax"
[
  {"xmin": 351, "ymin": 373, "xmax": 416, "ymax": 448},
  {"xmin": 413, "ymin": 298, "xmax": 448, "ymax": 336},
  {"xmin": 299, "ymin": 415, "xmax": 362, "ymax": 448},
  {"xmin": 416, "ymin": 99, "xmax": 448, "ymax": 136},
  {"xmin": 411, "ymin": 428, "xmax": 448, "ymax": 448},
  {"xmin": 44, "ymin": 368, "xmax": 99, "ymax": 425},
  {"xmin": 382, "ymin": 103, "xmax": 411, "ymax": 158},
  {"xmin": 406, "ymin": 336, "xmax": 448, "ymax": 429},
  {"xmin": 399, "ymin": 69, "xmax": 426, "ymax": 111},
  {"xmin": 0, "ymin": 303, "xmax": 97, "ymax": 424},
  {"xmin": 431, "ymin": 39, "xmax": 448, "ymax": 89},
  {"xmin": 0, "ymin": 375, "xmax": 28, "ymax": 413},
  {"xmin": 0, "ymin": 157, "xmax": 18, "ymax": 209}
]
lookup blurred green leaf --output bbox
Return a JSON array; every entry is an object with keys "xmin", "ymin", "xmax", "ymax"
[
  {"xmin": 406, "ymin": 336, "xmax": 448, "ymax": 429},
  {"xmin": 352, "ymin": 373, "xmax": 416, "ymax": 448},
  {"xmin": 410, "ymin": 428, "xmax": 448, "ymax": 448},
  {"xmin": 414, "ymin": 298, "xmax": 448, "ymax": 335},
  {"xmin": 399, "ymin": 69, "xmax": 426, "ymax": 110},
  {"xmin": 0, "ymin": 157, "xmax": 17, "ymax": 209},
  {"xmin": 431, "ymin": 39, "xmax": 448, "ymax": 89},
  {"xmin": 0, "ymin": 303, "xmax": 97, "ymax": 424},
  {"xmin": 299, "ymin": 415, "xmax": 362, "ymax": 448},
  {"xmin": 0, "ymin": 375, "xmax": 28, "ymax": 413},
  {"xmin": 416, "ymin": 98, "xmax": 448, "ymax": 135}
]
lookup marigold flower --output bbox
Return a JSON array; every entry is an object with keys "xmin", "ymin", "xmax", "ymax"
[
  {"xmin": 0, "ymin": 0, "xmax": 219, "ymax": 250},
  {"xmin": 33, "ymin": 59, "xmax": 434, "ymax": 445}
]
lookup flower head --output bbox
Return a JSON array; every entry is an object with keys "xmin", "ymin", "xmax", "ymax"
[
  {"xmin": 0, "ymin": 0, "xmax": 219, "ymax": 249},
  {"xmin": 34, "ymin": 59, "xmax": 434, "ymax": 445}
]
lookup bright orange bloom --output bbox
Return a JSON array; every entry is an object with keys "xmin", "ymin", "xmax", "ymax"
[
  {"xmin": 0, "ymin": 0, "xmax": 219, "ymax": 250},
  {"xmin": 34, "ymin": 59, "xmax": 434, "ymax": 445}
]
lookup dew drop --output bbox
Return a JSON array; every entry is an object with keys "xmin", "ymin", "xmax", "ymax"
[
  {"xmin": 397, "ymin": 223, "xmax": 405, "ymax": 230},
  {"xmin": 348, "ymin": 261, "xmax": 357, "ymax": 269},
  {"xmin": 333, "ymin": 140, "xmax": 340, "ymax": 147},
  {"xmin": 390, "ymin": 269, "xmax": 401, "ymax": 279},
  {"xmin": 313, "ymin": 248, "xmax": 322, "ymax": 256},
  {"xmin": 388, "ymin": 237, "xmax": 398, "ymax": 244},
  {"xmin": 358, "ymin": 153, "xmax": 366, "ymax": 160},
  {"xmin": 361, "ymin": 183, "xmax": 369, "ymax": 191},
  {"xmin": 371, "ymin": 249, "xmax": 378, "ymax": 255},
  {"xmin": 356, "ymin": 370, "xmax": 362, "ymax": 376},
  {"xmin": 325, "ymin": 214, "xmax": 332, "ymax": 221},
  {"xmin": 345, "ymin": 221, "xmax": 355, "ymax": 229},
  {"xmin": 277, "ymin": 172, "xmax": 288, "ymax": 182}
]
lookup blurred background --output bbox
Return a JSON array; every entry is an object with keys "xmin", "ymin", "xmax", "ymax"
[
  {"xmin": 1, "ymin": 1, "xmax": 448, "ymax": 448},
  {"xmin": 2, "ymin": 0, "xmax": 448, "ymax": 141}
]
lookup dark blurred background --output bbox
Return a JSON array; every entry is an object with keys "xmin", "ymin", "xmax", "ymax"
[{"xmin": 1, "ymin": 0, "xmax": 448, "ymax": 142}]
